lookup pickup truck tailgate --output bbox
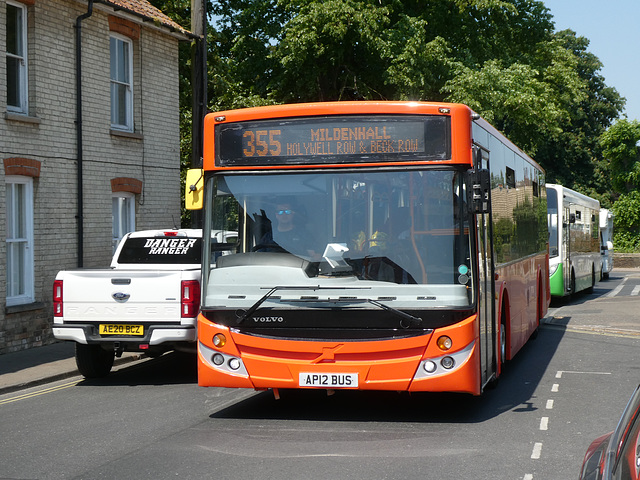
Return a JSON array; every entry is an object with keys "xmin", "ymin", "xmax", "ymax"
[{"xmin": 61, "ymin": 270, "xmax": 191, "ymax": 323}]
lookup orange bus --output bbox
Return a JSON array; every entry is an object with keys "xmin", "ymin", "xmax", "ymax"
[{"xmin": 186, "ymin": 101, "xmax": 549, "ymax": 396}]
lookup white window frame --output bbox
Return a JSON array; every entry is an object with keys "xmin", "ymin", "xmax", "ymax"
[
  {"xmin": 112, "ymin": 192, "xmax": 136, "ymax": 253},
  {"xmin": 110, "ymin": 34, "xmax": 134, "ymax": 132},
  {"xmin": 6, "ymin": 1, "xmax": 28, "ymax": 113},
  {"xmin": 6, "ymin": 176, "xmax": 35, "ymax": 306}
]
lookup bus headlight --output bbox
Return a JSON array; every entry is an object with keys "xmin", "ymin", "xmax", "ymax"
[
  {"xmin": 199, "ymin": 342, "xmax": 249, "ymax": 377},
  {"xmin": 423, "ymin": 361, "xmax": 437, "ymax": 373},
  {"xmin": 549, "ymin": 263, "xmax": 559, "ymax": 277},
  {"xmin": 441, "ymin": 356, "xmax": 455, "ymax": 369},
  {"xmin": 414, "ymin": 341, "xmax": 474, "ymax": 380},
  {"xmin": 228, "ymin": 358, "xmax": 241, "ymax": 370},
  {"xmin": 212, "ymin": 353, "xmax": 224, "ymax": 366}
]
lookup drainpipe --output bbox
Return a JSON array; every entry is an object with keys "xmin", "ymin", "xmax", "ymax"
[{"xmin": 75, "ymin": 0, "xmax": 93, "ymax": 267}]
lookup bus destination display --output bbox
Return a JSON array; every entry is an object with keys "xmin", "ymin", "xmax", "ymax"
[{"xmin": 216, "ymin": 116, "xmax": 450, "ymax": 166}]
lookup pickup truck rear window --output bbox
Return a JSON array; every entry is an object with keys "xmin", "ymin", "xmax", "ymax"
[{"xmin": 117, "ymin": 237, "xmax": 202, "ymax": 264}]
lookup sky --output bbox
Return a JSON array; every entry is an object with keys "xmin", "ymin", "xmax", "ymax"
[{"xmin": 542, "ymin": 0, "xmax": 640, "ymax": 121}]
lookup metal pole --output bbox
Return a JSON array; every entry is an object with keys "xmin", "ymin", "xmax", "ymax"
[{"xmin": 190, "ymin": 0, "xmax": 207, "ymax": 228}]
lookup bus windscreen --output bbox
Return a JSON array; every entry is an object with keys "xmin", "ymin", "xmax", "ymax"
[{"xmin": 215, "ymin": 115, "xmax": 451, "ymax": 166}]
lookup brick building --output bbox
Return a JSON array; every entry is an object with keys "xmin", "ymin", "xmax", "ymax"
[{"xmin": 1, "ymin": 0, "xmax": 191, "ymax": 353}]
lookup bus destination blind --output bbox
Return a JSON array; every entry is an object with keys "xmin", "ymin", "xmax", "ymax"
[{"xmin": 216, "ymin": 116, "xmax": 450, "ymax": 166}]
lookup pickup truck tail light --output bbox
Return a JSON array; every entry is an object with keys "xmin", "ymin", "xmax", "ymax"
[
  {"xmin": 53, "ymin": 280, "xmax": 63, "ymax": 317},
  {"xmin": 181, "ymin": 280, "xmax": 200, "ymax": 318}
]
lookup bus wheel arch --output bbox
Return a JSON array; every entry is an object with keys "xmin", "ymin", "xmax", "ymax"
[
  {"xmin": 587, "ymin": 264, "xmax": 596, "ymax": 293},
  {"xmin": 497, "ymin": 289, "xmax": 511, "ymax": 367},
  {"xmin": 531, "ymin": 273, "xmax": 543, "ymax": 339},
  {"xmin": 570, "ymin": 269, "xmax": 576, "ymax": 295}
]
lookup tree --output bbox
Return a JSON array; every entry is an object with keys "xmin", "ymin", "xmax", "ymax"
[
  {"xmin": 600, "ymin": 119, "xmax": 640, "ymax": 194},
  {"xmin": 209, "ymin": 0, "xmax": 288, "ymax": 109},
  {"xmin": 442, "ymin": 52, "xmax": 583, "ymax": 156},
  {"xmin": 211, "ymin": 0, "xmax": 624, "ymax": 186},
  {"xmin": 600, "ymin": 119, "xmax": 640, "ymax": 251},
  {"xmin": 150, "ymin": 0, "xmax": 626, "ymax": 228},
  {"xmin": 533, "ymin": 30, "xmax": 624, "ymax": 193}
]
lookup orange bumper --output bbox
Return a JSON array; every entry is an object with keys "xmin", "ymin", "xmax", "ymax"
[{"xmin": 197, "ymin": 313, "xmax": 480, "ymax": 395}]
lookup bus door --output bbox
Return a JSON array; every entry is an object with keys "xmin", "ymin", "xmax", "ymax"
[
  {"xmin": 563, "ymin": 207, "xmax": 573, "ymax": 293},
  {"xmin": 474, "ymin": 146, "xmax": 497, "ymax": 388}
]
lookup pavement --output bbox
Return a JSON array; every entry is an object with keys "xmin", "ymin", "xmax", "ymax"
[
  {"xmin": 1, "ymin": 268, "xmax": 640, "ymax": 396},
  {"xmin": 0, "ymin": 342, "xmax": 144, "ymax": 395}
]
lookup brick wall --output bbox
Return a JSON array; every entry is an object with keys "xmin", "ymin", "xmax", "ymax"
[{"xmin": 0, "ymin": 0, "xmax": 185, "ymax": 354}]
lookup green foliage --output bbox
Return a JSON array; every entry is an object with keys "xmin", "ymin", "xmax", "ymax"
[
  {"xmin": 149, "ymin": 0, "xmax": 627, "ymax": 233},
  {"xmin": 272, "ymin": 0, "xmax": 392, "ymax": 101},
  {"xmin": 600, "ymin": 119, "xmax": 640, "ymax": 193},
  {"xmin": 536, "ymin": 30, "xmax": 624, "ymax": 191},
  {"xmin": 613, "ymin": 232, "xmax": 640, "ymax": 253},
  {"xmin": 610, "ymin": 191, "xmax": 640, "ymax": 252},
  {"xmin": 208, "ymin": 0, "xmax": 624, "ymax": 186},
  {"xmin": 443, "ymin": 57, "xmax": 575, "ymax": 155},
  {"xmin": 600, "ymin": 120, "xmax": 640, "ymax": 251}
]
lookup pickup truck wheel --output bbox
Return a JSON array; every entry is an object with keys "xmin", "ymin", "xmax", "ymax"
[{"xmin": 75, "ymin": 343, "xmax": 115, "ymax": 378}]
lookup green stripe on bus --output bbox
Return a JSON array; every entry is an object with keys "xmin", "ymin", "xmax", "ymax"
[{"xmin": 550, "ymin": 263, "xmax": 565, "ymax": 297}]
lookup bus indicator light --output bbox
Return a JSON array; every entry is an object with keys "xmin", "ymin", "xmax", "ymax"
[
  {"xmin": 437, "ymin": 336, "xmax": 453, "ymax": 351},
  {"xmin": 213, "ymin": 333, "xmax": 226, "ymax": 347}
]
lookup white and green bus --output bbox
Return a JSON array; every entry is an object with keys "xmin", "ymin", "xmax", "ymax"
[
  {"xmin": 547, "ymin": 184, "xmax": 602, "ymax": 297},
  {"xmin": 600, "ymin": 208, "xmax": 614, "ymax": 278}
]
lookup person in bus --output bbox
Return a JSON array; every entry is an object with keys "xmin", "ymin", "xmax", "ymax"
[{"xmin": 259, "ymin": 199, "xmax": 317, "ymax": 258}]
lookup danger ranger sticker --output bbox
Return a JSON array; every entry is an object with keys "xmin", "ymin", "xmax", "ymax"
[
  {"xmin": 299, "ymin": 373, "xmax": 359, "ymax": 388},
  {"xmin": 143, "ymin": 238, "xmax": 197, "ymax": 255}
]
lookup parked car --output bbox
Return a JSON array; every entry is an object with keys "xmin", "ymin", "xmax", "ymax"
[
  {"xmin": 579, "ymin": 385, "xmax": 640, "ymax": 479},
  {"xmin": 53, "ymin": 228, "xmax": 237, "ymax": 378}
]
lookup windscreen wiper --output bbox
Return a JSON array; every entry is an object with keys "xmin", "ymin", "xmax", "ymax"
[
  {"xmin": 235, "ymin": 285, "xmax": 369, "ymax": 324},
  {"xmin": 288, "ymin": 297, "xmax": 423, "ymax": 329},
  {"xmin": 366, "ymin": 298, "xmax": 424, "ymax": 329}
]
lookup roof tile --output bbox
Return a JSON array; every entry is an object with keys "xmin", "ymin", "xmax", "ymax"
[{"xmin": 101, "ymin": 0, "xmax": 191, "ymax": 36}]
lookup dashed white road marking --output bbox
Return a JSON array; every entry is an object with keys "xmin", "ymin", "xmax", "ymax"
[
  {"xmin": 540, "ymin": 417, "xmax": 549, "ymax": 431},
  {"xmin": 556, "ymin": 370, "xmax": 611, "ymax": 379},
  {"xmin": 531, "ymin": 442, "xmax": 543, "ymax": 459},
  {"xmin": 606, "ymin": 283, "xmax": 626, "ymax": 297},
  {"xmin": 524, "ymin": 370, "xmax": 614, "ymax": 478},
  {"xmin": 632, "ymin": 285, "xmax": 640, "ymax": 296}
]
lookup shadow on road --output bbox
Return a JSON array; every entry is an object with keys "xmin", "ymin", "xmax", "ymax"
[
  {"xmin": 209, "ymin": 325, "xmax": 566, "ymax": 424},
  {"xmin": 78, "ymin": 351, "xmax": 198, "ymax": 387}
]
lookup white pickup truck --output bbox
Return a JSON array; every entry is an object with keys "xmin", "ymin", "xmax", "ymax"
[{"xmin": 52, "ymin": 229, "xmax": 211, "ymax": 378}]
